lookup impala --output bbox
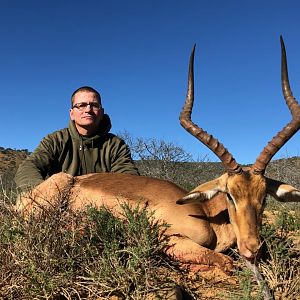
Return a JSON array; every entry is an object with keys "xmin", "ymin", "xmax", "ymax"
[{"xmin": 17, "ymin": 37, "xmax": 300, "ymax": 272}]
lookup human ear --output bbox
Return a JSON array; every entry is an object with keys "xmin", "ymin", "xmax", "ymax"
[{"xmin": 69, "ymin": 108, "xmax": 75, "ymax": 121}]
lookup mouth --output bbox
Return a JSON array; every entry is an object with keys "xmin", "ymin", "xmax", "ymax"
[
  {"xmin": 238, "ymin": 239, "xmax": 261, "ymax": 261},
  {"xmin": 239, "ymin": 244, "xmax": 262, "ymax": 262},
  {"xmin": 82, "ymin": 115, "xmax": 95, "ymax": 120},
  {"xmin": 242, "ymin": 252, "xmax": 256, "ymax": 262}
]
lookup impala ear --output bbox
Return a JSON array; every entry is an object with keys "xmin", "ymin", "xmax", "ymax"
[
  {"xmin": 176, "ymin": 189, "xmax": 222, "ymax": 204},
  {"xmin": 266, "ymin": 177, "xmax": 300, "ymax": 202},
  {"xmin": 176, "ymin": 177, "xmax": 227, "ymax": 205}
]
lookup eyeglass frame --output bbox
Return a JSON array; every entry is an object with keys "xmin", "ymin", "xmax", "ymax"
[{"xmin": 72, "ymin": 102, "xmax": 102, "ymax": 111}]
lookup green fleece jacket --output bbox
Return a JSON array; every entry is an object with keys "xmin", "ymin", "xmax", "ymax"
[{"xmin": 15, "ymin": 114, "xmax": 139, "ymax": 191}]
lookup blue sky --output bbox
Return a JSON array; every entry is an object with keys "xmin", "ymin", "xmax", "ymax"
[{"xmin": 1, "ymin": 0, "xmax": 299, "ymax": 164}]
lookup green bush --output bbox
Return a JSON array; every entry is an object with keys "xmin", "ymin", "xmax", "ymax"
[{"xmin": 0, "ymin": 198, "xmax": 180, "ymax": 299}]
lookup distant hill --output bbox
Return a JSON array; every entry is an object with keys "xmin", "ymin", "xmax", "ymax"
[
  {"xmin": 0, "ymin": 147, "xmax": 29, "ymax": 172},
  {"xmin": 0, "ymin": 146, "xmax": 299, "ymax": 192},
  {"xmin": 0, "ymin": 147, "xmax": 29, "ymax": 190}
]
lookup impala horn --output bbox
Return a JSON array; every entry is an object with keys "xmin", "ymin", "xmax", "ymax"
[
  {"xmin": 180, "ymin": 45, "xmax": 243, "ymax": 174},
  {"xmin": 252, "ymin": 36, "xmax": 300, "ymax": 174}
]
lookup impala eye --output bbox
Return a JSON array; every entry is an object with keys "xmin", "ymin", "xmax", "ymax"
[
  {"xmin": 226, "ymin": 193, "xmax": 237, "ymax": 209},
  {"xmin": 227, "ymin": 193, "xmax": 233, "ymax": 202},
  {"xmin": 261, "ymin": 197, "xmax": 267, "ymax": 211}
]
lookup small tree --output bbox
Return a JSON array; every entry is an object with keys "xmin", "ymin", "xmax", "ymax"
[{"xmin": 118, "ymin": 131, "xmax": 203, "ymax": 188}]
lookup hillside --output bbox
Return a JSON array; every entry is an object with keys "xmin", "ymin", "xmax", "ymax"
[
  {"xmin": 1, "ymin": 146, "xmax": 299, "ymax": 192},
  {"xmin": 0, "ymin": 147, "xmax": 29, "ymax": 190}
]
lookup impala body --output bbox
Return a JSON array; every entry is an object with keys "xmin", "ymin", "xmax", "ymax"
[{"xmin": 17, "ymin": 37, "xmax": 300, "ymax": 272}]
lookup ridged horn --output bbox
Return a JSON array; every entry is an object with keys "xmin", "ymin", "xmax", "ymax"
[
  {"xmin": 180, "ymin": 45, "xmax": 242, "ymax": 174},
  {"xmin": 252, "ymin": 36, "xmax": 300, "ymax": 174}
]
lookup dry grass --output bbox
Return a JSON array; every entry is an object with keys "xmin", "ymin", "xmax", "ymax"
[
  {"xmin": 0, "ymin": 190, "xmax": 191, "ymax": 299},
  {"xmin": 257, "ymin": 210, "xmax": 300, "ymax": 300}
]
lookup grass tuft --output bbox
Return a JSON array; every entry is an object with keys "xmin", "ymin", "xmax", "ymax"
[{"xmin": 0, "ymin": 191, "xmax": 182, "ymax": 299}]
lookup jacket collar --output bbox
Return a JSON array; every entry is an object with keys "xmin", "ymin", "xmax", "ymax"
[{"xmin": 68, "ymin": 114, "xmax": 112, "ymax": 144}]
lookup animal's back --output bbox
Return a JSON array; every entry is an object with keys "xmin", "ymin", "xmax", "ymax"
[{"xmin": 72, "ymin": 173, "xmax": 187, "ymax": 206}]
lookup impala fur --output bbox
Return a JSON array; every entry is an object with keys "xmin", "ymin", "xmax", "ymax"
[{"xmin": 16, "ymin": 37, "xmax": 300, "ymax": 272}]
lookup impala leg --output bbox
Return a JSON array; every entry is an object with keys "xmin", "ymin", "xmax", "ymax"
[
  {"xmin": 166, "ymin": 235, "xmax": 234, "ymax": 274},
  {"xmin": 16, "ymin": 172, "xmax": 74, "ymax": 214}
]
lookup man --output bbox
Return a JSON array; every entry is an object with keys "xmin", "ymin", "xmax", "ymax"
[{"xmin": 15, "ymin": 86, "xmax": 139, "ymax": 192}]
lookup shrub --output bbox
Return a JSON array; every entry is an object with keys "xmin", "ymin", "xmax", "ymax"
[
  {"xmin": 258, "ymin": 209, "xmax": 300, "ymax": 299},
  {"xmin": 0, "ymin": 195, "xmax": 181, "ymax": 299}
]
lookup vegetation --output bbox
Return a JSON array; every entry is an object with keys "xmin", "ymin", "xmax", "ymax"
[
  {"xmin": 119, "ymin": 131, "xmax": 224, "ymax": 190},
  {"xmin": 259, "ymin": 209, "xmax": 300, "ymax": 299},
  {"xmin": 0, "ymin": 194, "xmax": 187, "ymax": 299}
]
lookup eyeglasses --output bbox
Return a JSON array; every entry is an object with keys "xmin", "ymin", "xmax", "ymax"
[{"xmin": 72, "ymin": 102, "xmax": 102, "ymax": 111}]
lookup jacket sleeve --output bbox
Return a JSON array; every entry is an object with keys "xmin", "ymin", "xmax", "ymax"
[
  {"xmin": 110, "ymin": 138, "xmax": 140, "ymax": 175},
  {"xmin": 14, "ymin": 135, "xmax": 57, "ymax": 192}
]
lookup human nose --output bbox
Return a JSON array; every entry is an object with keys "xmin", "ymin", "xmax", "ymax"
[{"xmin": 84, "ymin": 104, "xmax": 93, "ymax": 111}]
